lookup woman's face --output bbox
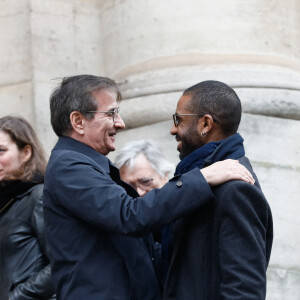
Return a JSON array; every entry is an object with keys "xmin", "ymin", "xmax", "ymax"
[{"xmin": 0, "ymin": 131, "xmax": 30, "ymax": 181}]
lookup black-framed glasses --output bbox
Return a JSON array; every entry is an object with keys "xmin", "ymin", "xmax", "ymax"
[
  {"xmin": 172, "ymin": 113, "xmax": 219, "ymax": 127},
  {"xmin": 129, "ymin": 177, "xmax": 154, "ymax": 191},
  {"xmin": 86, "ymin": 107, "xmax": 120, "ymax": 122}
]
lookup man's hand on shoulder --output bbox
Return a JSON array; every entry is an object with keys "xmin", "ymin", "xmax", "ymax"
[{"xmin": 200, "ymin": 159, "xmax": 255, "ymax": 186}]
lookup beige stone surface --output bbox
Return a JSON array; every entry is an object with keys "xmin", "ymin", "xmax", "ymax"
[
  {"xmin": 0, "ymin": 82, "xmax": 33, "ymax": 123},
  {"xmin": 30, "ymin": 0, "xmax": 104, "ymax": 79},
  {"xmin": 101, "ymin": 0, "xmax": 300, "ymax": 77},
  {"xmin": 267, "ymin": 268, "xmax": 300, "ymax": 300},
  {"xmin": 0, "ymin": 0, "xmax": 31, "ymax": 86},
  {"xmin": 0, "ymin": 0, "xmax": 299, "ymax": 298}
]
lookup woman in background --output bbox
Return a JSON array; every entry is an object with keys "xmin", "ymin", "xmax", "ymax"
[{"xmin": 0, "ymin": 116, "xmax": 55, "ymax": 299}]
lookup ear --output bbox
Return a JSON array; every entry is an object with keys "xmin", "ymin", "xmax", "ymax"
[
  {"xmin": 197, "ymin": 114, "xmax": 214, "ymax": 136},
  {"xmin": 22, "ymin": 144, "xmax": 32, "ymax": 163},
  {"xmin": 70, "ymin": 111, "xmax": 85, "ymax": 135}
]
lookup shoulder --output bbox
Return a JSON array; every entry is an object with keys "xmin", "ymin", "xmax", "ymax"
[
  {"xmin": 49, "ymin": 148, "xmax": 95, "ymax": 166},
  {"xmin": 13, "ymin": 184, "xmax": 44, "ymax": 216},
  {"xmin": 17, "ymin": 183, "xmax": 43, "ymax": 201},
  {"xmin": 46, "ymin": 149, "xmax": 105, "ymax": 180},
  {"xmin": 24, "ymin": 184, "xmax": 44, "ymax": 206},
  {"xmin": 213, "ymin": 175, "xmax": 270, "ymax": 221}
]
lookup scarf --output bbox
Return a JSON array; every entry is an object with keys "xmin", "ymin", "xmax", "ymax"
[
  {"xmin": 175, "ymin": 141, "xmax": 223, "ymax": 175},
  {"xmin": 175, "ymin": 133, "xmax": 245, "ymax": 175}
]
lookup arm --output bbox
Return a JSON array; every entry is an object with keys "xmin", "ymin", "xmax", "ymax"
[
  {"xmin": 9, "ymin": 193, "xmax": 55, "ymax": 300},
  {"xmin": 217, "ymin": 181, "xmax": 272, "ymax": 299},
  {"xmin": 44, "ymin": 153, "xmax": 215, "ymax": 235},
  {"xmin": 44, "ymin": 154, "xmax": 253, "ymax": 236}
]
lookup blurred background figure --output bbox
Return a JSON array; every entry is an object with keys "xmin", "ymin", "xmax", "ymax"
[
  {"xmin": 0, "ymin": 116, "xmax": 55, "ymax": 300},
  {"xmin": 114, "ymin": 140, "xmax": 175, "ymax": 197},
  {"xmin": 115, "ymin": 139, "xmax": 175, "ymax": 282}
]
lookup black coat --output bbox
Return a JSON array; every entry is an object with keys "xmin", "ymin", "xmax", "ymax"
[
  {"xmin": 0, "ymin": 184, "xmax": 55, "ymax": 300},
  {"xmin": 43, "ymin": 137, "xmax": 215, "ymax": 300},
  {"xmin": 163, "ymin": 156, "xmax": 273, "ymax": 300}
]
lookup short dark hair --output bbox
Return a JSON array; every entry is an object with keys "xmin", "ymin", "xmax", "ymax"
[
  {"xmin": 183, "ymin": 80, "xmax": 242, "ymax": 135},
  {"xmin": 0, "ymin": 116, "xmax": 47, "ymax": 181},
  {"xmin": 50, "ymin": 75, "xmax": 122, "ymax": 137}
]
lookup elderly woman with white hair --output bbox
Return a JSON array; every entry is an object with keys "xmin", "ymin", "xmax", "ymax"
[{"xmin": 114, "ymin": 140, "xmax": 175, "ymax": 196}]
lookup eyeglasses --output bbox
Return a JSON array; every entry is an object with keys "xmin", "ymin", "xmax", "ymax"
[
  {"xmin": 129, "ymin": 177, "xmax": 154, "ymax": 192},
  {"xmin": 172, "ymin": 113, "xmax": 219, "ymax": 127},
  {"xmin": 85, "ymin": 107, "xmax": 120, "ymax": 122}
]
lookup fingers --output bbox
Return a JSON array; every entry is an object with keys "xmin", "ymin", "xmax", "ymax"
[
  {"xmin": 200, "ymin": 159, "xmax": 255, "ymax": 186},
  {"xmin": 231, "ymin": 161, "xmax": 255, "ymax": 185}
]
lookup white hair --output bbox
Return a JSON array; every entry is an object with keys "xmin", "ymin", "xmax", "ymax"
[{"xmin": 114, "ymin": 140, "xmax": 175, "ymax": 179}]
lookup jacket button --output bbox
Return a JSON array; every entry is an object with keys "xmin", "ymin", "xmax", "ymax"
[{"xmin": 176, "ymin": 181, "xmax": 183, "ymax": 187}]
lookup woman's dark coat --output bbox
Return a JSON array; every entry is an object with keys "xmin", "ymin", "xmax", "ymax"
[{"xmin": 0, "ymin": 184, "xmax": 55, "ymax": 300}]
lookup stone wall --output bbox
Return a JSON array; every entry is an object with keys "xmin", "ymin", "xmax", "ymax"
[{"xmin": 0, "ymin": 0, "xmax": 299, "ymax": 298}]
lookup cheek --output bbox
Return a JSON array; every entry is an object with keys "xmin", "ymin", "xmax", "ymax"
[
  {"xmin": 0, "ymin": 155, "xmax": 14, "ymax": 172},
  {"xmin": 0, "ymin": 154, "xmax": 9, "ymax": 167},
  {"xmin": 180, "ymin": 130, "xmax": 189, "ymax": 143},
  {"xmin": 8, "ymin": 153, "xmax": 23, "ymax": 169}
]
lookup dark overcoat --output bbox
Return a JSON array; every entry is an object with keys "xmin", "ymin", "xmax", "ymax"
[
  {"xmin": 163, "ymin": 156, "xmax": 273, "ymax": 300},
  {"xmin": 43, "ymin": 136, "xmax": 214, "ymax": 300}
]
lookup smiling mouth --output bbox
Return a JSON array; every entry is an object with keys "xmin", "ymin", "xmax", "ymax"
[
  {"xmin": 175, "ymin": 135, "xmax": 182, "ymax": 151},
  {"xmin": 109, "ymin": 132, "xmax": 116, "ymax": 141}
]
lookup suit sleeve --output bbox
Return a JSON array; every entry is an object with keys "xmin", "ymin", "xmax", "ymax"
[
  {"xmin": 44, "ymin": 153, "xmax": 214, "ymax": 236},
  {"xmin": 9, "ymin": 193, "xmax": 55, "ymax": 300},
  {"xmin": 217, "ymin": 181, "xmax": 271, "ymax": 300}
]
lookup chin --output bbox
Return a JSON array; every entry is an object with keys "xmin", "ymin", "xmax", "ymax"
[{"xmin": 105, "ymin": 146, "xmax": 115, "ymax": 154}]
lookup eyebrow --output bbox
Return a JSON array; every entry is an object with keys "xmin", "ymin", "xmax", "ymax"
[{"xmin": 107, "ymin": 106, "xmax": 119, "ymax": 112}]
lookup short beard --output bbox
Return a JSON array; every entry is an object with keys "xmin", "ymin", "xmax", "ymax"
[{"xmin": 179, "ymin": 123, "xmax": 205, "ymax": 160}]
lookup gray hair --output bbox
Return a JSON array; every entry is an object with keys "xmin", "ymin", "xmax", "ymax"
[
  {"xmin": 50, "ymin": 74, "xmax": 121, "ymax": 137},
  {"xmin": 114, "ymin": 140, "xmax": 175, "ymax": 179}
]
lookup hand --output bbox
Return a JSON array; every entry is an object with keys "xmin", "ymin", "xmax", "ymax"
[{"xmin": 200, "ymin": 159, "xmax": 255, "ymax": 186}]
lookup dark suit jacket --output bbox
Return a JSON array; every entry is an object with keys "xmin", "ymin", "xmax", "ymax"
[
  {"xmin": 163, "ymin": 156, "xmax": 273, "ymax": 300},
  {"xmin": 43, "ymin": 136, "xmax": 214, "ymax": 300}
]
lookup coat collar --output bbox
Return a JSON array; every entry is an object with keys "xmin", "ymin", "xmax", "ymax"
[
  {"xmin": 54, "ymin": 136, "xmax": 111, "ymax": 174},
  {"xmin": 203, "ymin": 133, "xmax": 245, "ymax": 167}
]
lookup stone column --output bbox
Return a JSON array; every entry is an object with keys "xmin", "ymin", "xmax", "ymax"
[
  {"xmin": 30, "ymin": 0, "xmax": 104, "ymax": 152},
  {"xmin": 0, "ymin": 0, "xmax": 33, "ymax": 124},
  {"xmin": 102, "ymin": 1, "xmax": 300, "ymax": 299},
  {"xmin": 0, "ymin": 0, "xmax": 104, "ymax": 153}
]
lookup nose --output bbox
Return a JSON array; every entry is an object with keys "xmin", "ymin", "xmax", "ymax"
[
  {"xmin": 114, "ymin": 113, "xmax": 125, "ymax": 129},
  {"xmin": 137, "ymin": 187, "xmax": 147, "ymax": 196},
  {"xmin": 170, "ymin": 123, "xmax": 177, "ymax": 136}
]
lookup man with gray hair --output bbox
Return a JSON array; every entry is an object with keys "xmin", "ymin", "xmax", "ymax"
[{"xmin": 114, "ymin": 140, "xmax": 174, "ymax": 196}]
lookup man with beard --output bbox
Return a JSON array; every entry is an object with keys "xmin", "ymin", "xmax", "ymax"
[
  {"xmin": 43, "ymin": 75, "xmax": 255, "ymax": 300},
  {"xmin": 162, "ymin": 80, "xmax": 273, "ymax": 300}
]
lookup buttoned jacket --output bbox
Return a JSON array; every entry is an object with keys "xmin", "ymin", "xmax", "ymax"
[
  {"xmin": 43, "ymin": 137, "xmax": 214, "ymax": 300},
  {"xmin": 163, "ymin": 140, "xmax": 273, "ymax": 300}
]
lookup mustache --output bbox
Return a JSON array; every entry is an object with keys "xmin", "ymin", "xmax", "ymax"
[{"xmin": 175, "ymin": 134, "xmax": 181, "ymax": 142}]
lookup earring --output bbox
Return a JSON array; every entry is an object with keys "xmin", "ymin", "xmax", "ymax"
[{"xmin": 201, "ymin": 131, "xmax": 207, "ymax": 137}]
